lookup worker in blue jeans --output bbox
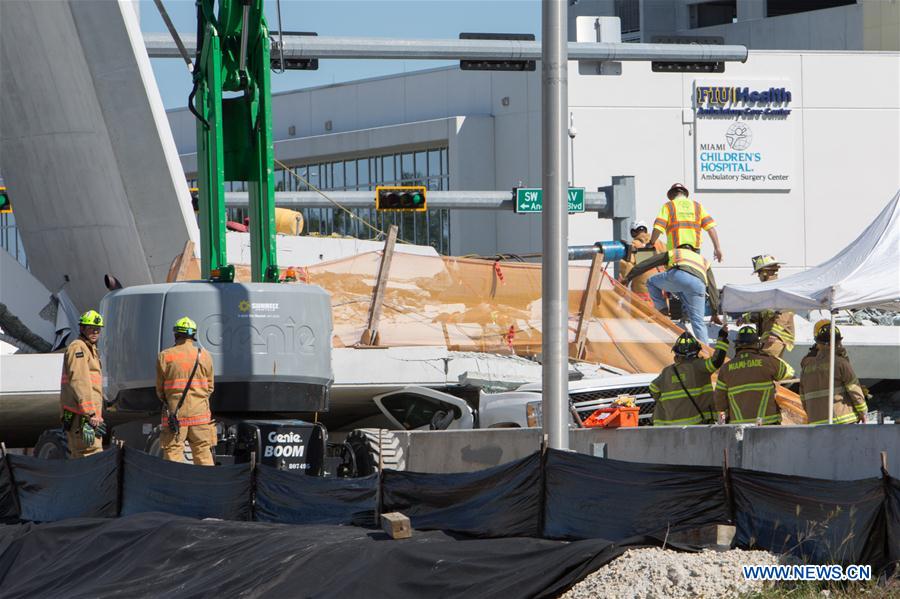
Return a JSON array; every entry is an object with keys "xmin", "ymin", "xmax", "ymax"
[{"xmin": 624, "ymin": 243, "xmax": 720, "ymax": 345}]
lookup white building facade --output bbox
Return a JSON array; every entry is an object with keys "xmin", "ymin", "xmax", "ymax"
[{"xmin": 169, "ymin": 49, "xmax": 900, "ymax": 285}]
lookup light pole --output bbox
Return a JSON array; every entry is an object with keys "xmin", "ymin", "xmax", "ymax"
[{"xmin": 542, "ymin": 0, "xmax": 570, "ymax": 451}]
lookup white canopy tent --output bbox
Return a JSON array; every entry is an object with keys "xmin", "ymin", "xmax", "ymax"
[{"xmin": 722, "ymin": 189, "xmax": 900, "ymax": 423}]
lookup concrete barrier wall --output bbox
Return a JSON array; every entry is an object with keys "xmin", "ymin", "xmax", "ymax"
[
  {"xmin": 400, "ymin": 425, "xmax": 898, "ymax": 479},
  {"xmin": 741, "ymin": 425, "xmax": 899, "ymax": 480}
]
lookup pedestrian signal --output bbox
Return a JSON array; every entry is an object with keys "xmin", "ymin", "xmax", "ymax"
[
  {"xmin": 376, "ymin": 186, "xmax": 427, "ymax": 212},
  {"xmin": 0, "ymin": 187, "xmax": 10, "ymax": 214}
]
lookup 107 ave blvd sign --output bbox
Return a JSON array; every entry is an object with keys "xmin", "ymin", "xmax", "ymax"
[{"xmin": 515, "ymin": 188, "xmax": 585, "ymax": 213}]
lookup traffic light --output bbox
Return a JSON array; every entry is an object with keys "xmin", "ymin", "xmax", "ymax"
[
  {"xmin": 190, "ymin": 187, "xmax": 199, "ymax": 212},
  {"xmin": 459, "ymin": 33, "xmax": 536, "ymax": 72},
  {"xmin": 651, "ymin": 35, "xmax": 725, "ymax": 73},
  {"xmin": 270, "ymin": 31, "xmax": 319, "ymax": 71},
  {"xmin": 375, "ymin": 186, "xmax": 427, "ymax": 212},
  {"xmin": 0, "ymin": 187, "xmax": 10, "ymax": 214}
]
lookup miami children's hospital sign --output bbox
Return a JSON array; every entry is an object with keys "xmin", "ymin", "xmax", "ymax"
[{"xmin": 693, "ymin": 80, "xmax": 794, "ymax": 191}]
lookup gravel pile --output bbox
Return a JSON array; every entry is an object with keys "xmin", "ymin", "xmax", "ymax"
[{"xmin": 563, "ymin": 547, "xmax": 781, "ymax": 599}]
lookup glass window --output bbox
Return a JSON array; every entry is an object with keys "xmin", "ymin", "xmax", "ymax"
[
  {"xmin": 344, "ymin": 160, "xmax": 356, "ymax": 189},
  {"xmin": 427, "ymin": 150, "xmax": 441, "ymax": 177},
  {"xmin": 414, "ymin": 151, "xmax": 426, "ymax": 180},
  {"xmin": 358, "ymin": 158, "xmax": 369, "ymax": 189},
  {"xmin": 401, "ymin": 153, "xmax": 414, "ymax": 184},
  {"xmin": 441, "ymin": 148, "xmax": 448, "ymax": 176},
  {"xmin": 382, "ymin": 155, "xmax": 394, "ymax": 183},
  {"xmin": 332, "ymin": 161, "xmax": 344, "ymax": 190}
]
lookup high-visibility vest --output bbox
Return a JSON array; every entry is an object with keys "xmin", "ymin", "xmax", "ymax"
[
  {"xmin": 666, "ymin": 248, "xmax": 710, "ymax": 285},
  {"xmin": 654, "ymin": 198, "xmax": 716, "ymax": 250}
]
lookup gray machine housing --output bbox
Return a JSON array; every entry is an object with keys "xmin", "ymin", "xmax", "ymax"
[{"xmin": 100, "ymin": 282, "xmax": 333, "ymax": 413}]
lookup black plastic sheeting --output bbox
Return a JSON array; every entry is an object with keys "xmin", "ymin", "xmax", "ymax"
[
  {"xmin": 0, "ymin": 457, "xmax": 18, "ymax": 523},
  {"xmin": 255, "ymin": 464, "xmax": 377, "ymax": 526},
  {"xmin": 543, "ymin": 450, "xmax": 728, "ymax": 541},
  {"xmin": 6, "ymin": 450, "xmax": 118, "ymax": 522},
  {"xmin": 382, "ymin": 452, "xmax": 542, "ymax": 538},
  {"xmin": 121, "ymin": 448, "xmax": 251, "ymax": 520},
  {"xmin": 887, "ymin": 476, "xmax": 900, "ymax": 570},
  {"xmin": 3, "ymin": 447, "xmax": 899, "ymax": 576},
  {"xmin": 731, "ymin": 468, "xmax": 887, "ymax": 567},
  {"xmin": 0, "ymin": 512, "xmax": 629, "ymax": 599}
]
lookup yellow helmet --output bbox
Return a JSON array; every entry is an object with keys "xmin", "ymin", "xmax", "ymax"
[
  {"xmin": 173, "ymin": 316, "xmax": 197, "ymax": 336},
  {"xmin": 752, "ymin": 254, "xmax": 784, "ymax": 274},
  {"xmin": 78, "ymin": 310, "xmax": 104, "ymax": 327},
  {"xmin": 814, "ymin": 319, "xmax": 841, "ymax": 343}
]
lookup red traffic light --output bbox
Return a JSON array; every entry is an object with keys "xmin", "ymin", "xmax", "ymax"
[{"xmin": 375, "ymin": 186, "xmax": 427, "ymax": 212}]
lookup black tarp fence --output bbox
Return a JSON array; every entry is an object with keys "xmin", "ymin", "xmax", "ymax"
[
  {"xmin": 381, "ymin": 452, "xmax": 543, "ymax": 538},
  {"xmin": 1, "ymin": 446, "xmax": 897, "ymax": 573}
]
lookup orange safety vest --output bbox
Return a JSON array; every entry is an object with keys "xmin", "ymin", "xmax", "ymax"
[{"xmin": 666, "ymin": 248, "xmax": 710, "ymax": 285}]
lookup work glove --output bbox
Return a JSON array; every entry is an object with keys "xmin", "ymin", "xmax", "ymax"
[
  {"xmin": 95, "ymin": 421, "xmax": 108, "ymax": 437},
  {"xmin": 718, "ymin": 325, "xmax": 730, "ymax": 340},
  {"xmin": 61, "ymin": 411, "xmax": 75, "ymax": 432},
  {"xmin": 81, "ymin": 420, "xmax": 96, "ymax": 445}
]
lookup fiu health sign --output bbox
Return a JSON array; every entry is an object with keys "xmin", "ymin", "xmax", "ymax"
[{"xmin": 693, "ymin": 80, "xmax": 794, "ymax": 191}]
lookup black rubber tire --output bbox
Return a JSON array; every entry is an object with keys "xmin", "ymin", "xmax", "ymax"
[
  {"xmin": 34, "ymin": 429, "xmax": 68, "ymax": 460},
  {"xmin": 344, "ymin": 428, "xmax": 405, "ymax": 477},
  {"xmin": 145, "ymin": 426, "xmax": 193, "ymax": 462}
]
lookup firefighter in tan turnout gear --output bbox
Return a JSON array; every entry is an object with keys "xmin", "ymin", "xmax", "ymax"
[
  {"xmin": 649, "ymin": 327, "xmax": 729, "ymax": 426},
  {"xmin": 714, "ymin": 325, "xmax": 794, "ymax": 425},
  {"xmin": 800, "ymin": 320, "xmax": 868, "ymax": 425},
  {"xmin": 156, "ymin": 317, "xmax": 216, "ymax": 466},
  {"xmin": 60, "ymin": 310, "xmax": 107, "ymax": 458},
  {"xmin": 740, "ymin": 255, "xmax": 795, "ymax": 358}
]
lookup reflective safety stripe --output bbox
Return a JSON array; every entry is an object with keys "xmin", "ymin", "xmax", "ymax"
[
  {"xmin": 163, "ymin": 378, "xmax": 211, "ymax": 390},
  {"xmin": 725, "ymin": 382, "xmax": 775, "ymax": 395},
  {"xmin": 654, "ymin": 414, "xmax": 703, "ymax": 426},
  {"xmin": 666, "ymin": 248, "xmax": 709, "ymax": 284},
  {"xmin": 808, "ymin": 412, "xmax": 859, "ymax": 425},
  {"xmin": 769, "ymin": 323, "xmax": 795, "ymax": 344},
  {"xmin": 731, "ymin": 413, "xmax": 781, "ymax": 425},
  {"xmin": 60, "ymin": 373, "xmax": 101, "ymax": 385},
  {"xmin": 162, "ymin": 412, "xmax": 212, "ymax": 427},
  {"xmin": 655, "ymin": 384, "xmax": 714, "ymax": 402}
]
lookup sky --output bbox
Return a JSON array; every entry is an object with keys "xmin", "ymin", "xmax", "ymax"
[{"xmin": 141, "ymin": 0, "xmax": 542, "ymax": 109}]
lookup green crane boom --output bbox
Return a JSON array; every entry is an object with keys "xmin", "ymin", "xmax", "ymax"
[{"xmin": 191, "ymin": 0, "xmax": 278, "ymax": 283}]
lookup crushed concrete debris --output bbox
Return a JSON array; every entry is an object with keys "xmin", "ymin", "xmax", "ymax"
[{"xmin": 562, "ymin": 547, "xmax": 781, "ymax": 599}]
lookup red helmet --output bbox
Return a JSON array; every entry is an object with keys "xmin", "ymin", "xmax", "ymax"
[{"xmin": 667, "ymin": 183, "xmax": 690, "ymax": 199}]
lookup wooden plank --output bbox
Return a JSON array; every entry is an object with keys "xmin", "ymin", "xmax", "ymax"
[
  {"xmin": 360, "ymin": 225, "xmax": 398, "ymax": 346},
  {"xmin": 166, "ymin": 239, "xmax": 196, "ymax": 282},
  {"xmin": 381, "ymin": 512, "xmax": 412, "ymax": 539},
  {"xmin": 572, "ymin": 253, "xmax": 605, "ymax": 360}
]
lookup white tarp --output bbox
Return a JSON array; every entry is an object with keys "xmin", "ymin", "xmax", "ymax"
[{"xmin": 723, "ymin": 190, "xmax": 900, "ymax": 312}]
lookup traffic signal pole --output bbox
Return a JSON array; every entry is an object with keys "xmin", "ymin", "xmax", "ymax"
[{"xmin": 541, "ymin": 0, "xmax": 570, "ymax": 451}]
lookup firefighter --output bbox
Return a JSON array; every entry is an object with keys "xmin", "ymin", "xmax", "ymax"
[
  {"xmin": 648, "ymin": 183, "xmax": 724, "ymax": 262},
  {"xmin": 800, "ymin": 321, "xmax": 867, "ymax": 425},
  {"xmin": 714, "ymin": 325, "xmax": 794, "ymax": 425},
  {"xmin": 739, "ymin": 255, "xmax": 795, "ymax": 358},
  {"xmin": 618, "ymin": 220, "xmax": 666, "ymax": 304},
  {"xmin": 60, "ymin": 310, "xmax": 107, "ymax": 458},
  {"xmin": 623, "ymin": 243, "xmax": 719, "ymax": 345},
  {"xmin": 156, "ymin": 316, "xmax": 216, "ymax": 466},
  {"xmin": 649, "ymin": 327, "xmax": 729, "ymax": 426}
]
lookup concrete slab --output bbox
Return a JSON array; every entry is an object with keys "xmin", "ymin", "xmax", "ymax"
[{"xmin": 0, "ymin": 0, "xmax": 198, "ymax": 310}]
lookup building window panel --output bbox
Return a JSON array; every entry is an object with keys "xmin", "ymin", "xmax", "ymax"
[{"xmin": 401, "ymin": 153, "xmax": 414, "ymax": 184}]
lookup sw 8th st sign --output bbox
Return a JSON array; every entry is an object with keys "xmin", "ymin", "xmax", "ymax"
[{"xmin": 515, "ymin": 188, "xmax": 585, "ymax": 214}]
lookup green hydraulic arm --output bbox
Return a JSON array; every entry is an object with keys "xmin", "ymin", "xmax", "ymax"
[{"xmin": 190, "ymin": 0, "xmax": 278, "ymax": 282}]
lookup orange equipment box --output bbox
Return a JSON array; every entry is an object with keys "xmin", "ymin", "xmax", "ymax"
[{"xmin": 582, "ymin": 406, "xmax": 640, "ymax": 429}]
